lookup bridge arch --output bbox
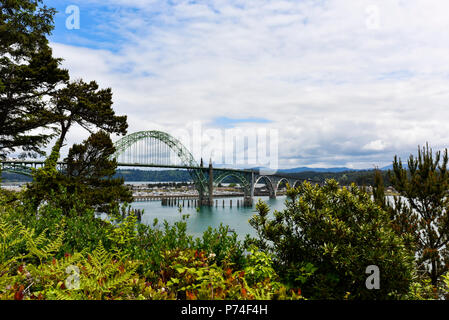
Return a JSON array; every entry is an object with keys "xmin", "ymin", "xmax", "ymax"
[
  {"xmin": 214, "ymin": 172, "xmax": 252, "ymax": 196},
  {"xmin": 276, "ymin": 177, "xmax": 289, "ymax": 190},
  {"xmin": 113, "ymin": 131, "xmax": 208, "ymax": 194},
  {"xmin": 113, "ymin": 131, "xmax": 198, "ymax": 166},
  {"xmin": 274, "ymin": 177, "xmax": 293, "ymax": 197},
  {"xmin": 293, "ymin": 180, "xmax": 302, "ymax": 188},
  {"xmin": 253, "ymin": 175, "xmax": 276, "ymax": 198}
]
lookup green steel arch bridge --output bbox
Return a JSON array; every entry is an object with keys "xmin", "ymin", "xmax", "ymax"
[{"xmin": 1, "ymin": 130, "xmax": 304, "ymax": 206}]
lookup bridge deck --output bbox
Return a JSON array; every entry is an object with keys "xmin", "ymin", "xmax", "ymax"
[{"xmin": 1, "ymin": 160, "xmax": 297, "ymax": 179}]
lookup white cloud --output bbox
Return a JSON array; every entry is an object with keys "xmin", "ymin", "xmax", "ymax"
[
  {"xmin": 363, "ymin": 140, "xmax": 387, "ymax": 152},
  {"xmin": 47, "ymin": 0, "xmax": 449, "ymax": 168}
]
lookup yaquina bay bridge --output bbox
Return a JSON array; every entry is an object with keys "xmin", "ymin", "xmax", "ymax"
[{"xmin": 1, "ymin": 130, "xmax": 304, "ymax": 207}]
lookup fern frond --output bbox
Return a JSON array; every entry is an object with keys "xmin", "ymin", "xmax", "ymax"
[{"xmin": 40, "ymin": 230, "xmax": 64, "ymax": 257}]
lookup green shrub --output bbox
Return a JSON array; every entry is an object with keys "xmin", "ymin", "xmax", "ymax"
[{"xmin": 248, "ymin": 180, "xmax": 415, "ymax": 299}]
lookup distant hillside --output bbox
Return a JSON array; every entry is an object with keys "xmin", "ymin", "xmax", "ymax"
[
  {"xmin": 282, "ymin": 169, "xmax": 391, "ymax": 186},
  {"xmin": 380, "ymin": 164, "xmax": 408, "ymax": 170},
  {"xmin": 1, "ymin": 167, "xmax": 391, "ymax": 187},
  {"xmin": 0, "ymin": 172, "xmax": 32, "ymax": 182},
  {"xmin": 114, "ymin": 168, "xmax": 390, "ymax": 186},
  {"xmin": 277, "ymin": 167, "xmax": 358, "ymax": 173},
  {"xmin": 114, "ymin": 169, "xmax": 191, "ymax": 182},
  {"xmin": 253, "ymin": 165, "xmax": 399, "ymax": 173}
]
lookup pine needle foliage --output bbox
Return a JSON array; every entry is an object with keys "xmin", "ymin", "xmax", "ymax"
[{"xmin": 390, "ymin": 144, "xmax": 449, "ymax": 287}]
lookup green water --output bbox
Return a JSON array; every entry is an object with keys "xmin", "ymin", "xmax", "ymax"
[{"xmin": 131, "ymin": 196, "xmax": 288, "ymax": 240}]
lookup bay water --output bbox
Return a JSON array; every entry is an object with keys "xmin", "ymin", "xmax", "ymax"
[{"xmin": 130, "ymin": 195, "xmax": 288, "ymax": 240}]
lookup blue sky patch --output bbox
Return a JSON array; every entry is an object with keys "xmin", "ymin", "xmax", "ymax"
[
  {"xmin": 212, "ymin": 117, "xmax": 273, "ymax": 128},
  {"xmin": 46, "ymin": 1, "xmax": 135, "ymax": 52}
]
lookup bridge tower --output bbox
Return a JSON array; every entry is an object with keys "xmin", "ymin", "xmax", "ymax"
[
  {"xmin": 207, "ymin": 159, "xmax": 214, "ymax": 206},
  {"xmin": 198, "ymin": 158, "xmax": 205, "ymax": 206},
  {"xmin": 197, "ymin": 158, "xmax": 214, "ymax": 206},
  {"xmin": 243, "ymin": 171, "xmax": 254, "ymax": 207}
]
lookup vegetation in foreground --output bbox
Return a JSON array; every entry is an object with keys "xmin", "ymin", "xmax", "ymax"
[
  {"xmin": 1, "ymin": 161, "xmax": 448, "ymax": 300},
  {"xmin": 0, "ymin": 190, "xmax": 297, "ymax": 300}
]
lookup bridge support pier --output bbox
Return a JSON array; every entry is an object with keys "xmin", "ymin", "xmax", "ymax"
[
  {"xmin": 243, "ymin": 196, "xmax": 253, "ymax": 207},
  {"xmin": 208, "ymin": 161, "xmax": 214, "ymax": 206},
  {"xmin": 199, "ymin": 159, "xmax": 215, "ymax": 206},
  {"xmin": 243, "ymin": 171, "xmax": 255, "ymax": 207}
]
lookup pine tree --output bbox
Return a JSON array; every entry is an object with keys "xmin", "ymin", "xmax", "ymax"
[
  {"xmin": 27, "ymin": 131, "xmax": 132, "ymax": 215},
  {"xmin": 373, "ymin": 167, "xmax": 418, "ymax": 258},
  {"xmin": 49, "ymin": 79, "xmax": 128, "ymax": 149},
  {"xmin": 0, "ymin": 0, "xmax": 69, "ymax": 158},
  {"xmin": 63, "ymin": 131, "xmax": 133, "ymax": 214},
  {"xmin": 372, "ymin": 167, "xmax": 386, "ymax": 209},
  {"xmin": 390, "ymin": 143, "xmax": 449, "ymax": 287}
]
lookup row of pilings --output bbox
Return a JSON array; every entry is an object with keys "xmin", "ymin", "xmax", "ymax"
[
  {"xmin": 161, "ymin": 197, "xmax": 249, "ymax": 208},
  {"xmin": 161, "ymin": 197, "xmax": 200, "ymax": 207}
]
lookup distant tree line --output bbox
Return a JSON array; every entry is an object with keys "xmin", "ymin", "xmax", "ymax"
[
  {"xmin": 284, "ymin": 169, "xmax": 392, "ymax": 186},
  {"xmin": 0, "ymin": 172, "xmax": 32, "ymax": 182},
  {"xmin": 113, "ymin": 169, "xmax": 192, "ymax": 182},
  {"xmin": 140, "ymin": 182, "xmax": 193, "ymax": 188},
  {"xmin": 3, "ymin": 168, "xmax": 393, "ymax": 186},
  {"xmin": 114, "ymin": 168, "xmax": 393, "ymax": 186}
]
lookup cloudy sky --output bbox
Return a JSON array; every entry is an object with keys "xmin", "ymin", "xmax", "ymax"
[{"xmin": 44, "ymin": 0, "xmax": 449, "ymax": 169}]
